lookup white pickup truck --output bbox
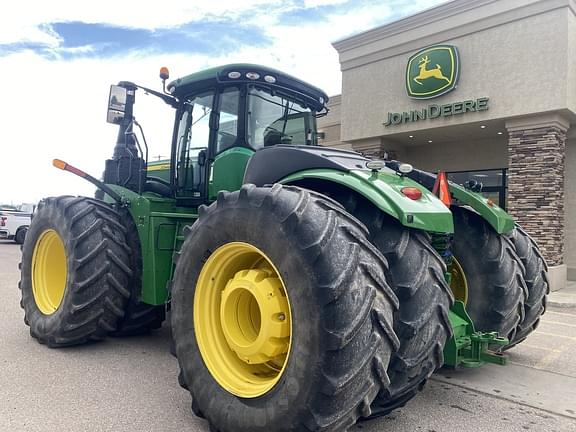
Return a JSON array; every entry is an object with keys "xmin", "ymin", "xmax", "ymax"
[{"xmin": 0, "ymin": 204, "xmax": 35, "ymax": 244}]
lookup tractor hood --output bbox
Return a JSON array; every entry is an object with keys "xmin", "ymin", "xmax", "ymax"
[{"xmin": 244, "ymin": 146, "xmax": 454, "ymax": 233}]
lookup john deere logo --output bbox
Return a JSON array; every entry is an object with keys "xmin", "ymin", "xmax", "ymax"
[{"xmin": 406, "ymin": 45, "xmax": 459, "ymax": 99}]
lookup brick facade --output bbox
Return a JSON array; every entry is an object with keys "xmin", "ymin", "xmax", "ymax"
[{"xmin": 507, "ymin": 125, "xmax": 566, "ymax": 266}]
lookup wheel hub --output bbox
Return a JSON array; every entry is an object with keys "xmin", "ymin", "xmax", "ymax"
[
  {"xmin": 194, "ymin": 242, "xmax": 292, "ymax": 398},
  {"xmin": 450, "ymin": 257, "xmax": 469, "ymax": 305},
  {"xmin": 220, "ymin": 269, "xmax": 290, "ymax": 364},
  {"xmin": 32, "ymin": 229, "xmax": 67, "ymax": 315}
]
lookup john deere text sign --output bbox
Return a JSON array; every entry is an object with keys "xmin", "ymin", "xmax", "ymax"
[
  {"xmin": 406, "ymin": 45, "xmax": 459, "ymax": 99},
  {"xmin": 383, "ymin": 98, "xmax": 489, "ymax": 126}
]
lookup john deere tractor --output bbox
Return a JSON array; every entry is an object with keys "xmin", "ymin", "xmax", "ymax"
[{"xmin": 19, "ymin": 64, "xmax": 548, "ymax": 432}]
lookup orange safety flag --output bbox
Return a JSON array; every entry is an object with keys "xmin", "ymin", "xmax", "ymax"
[{"xmin": 432, "ymin": 171, "xmax": 452, "ymax": 207}]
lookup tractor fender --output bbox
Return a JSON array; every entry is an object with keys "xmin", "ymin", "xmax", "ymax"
[
  {"xmin": 383, "ymin": 160, "xmax": 514, "ymax": 235},
  {"xmin": 280, "ymin": 169, "xmax": 454, "ymax": 234},
  {"xmin": 449, "ymin": 183, "xmax": 515, "ymax": 234}
]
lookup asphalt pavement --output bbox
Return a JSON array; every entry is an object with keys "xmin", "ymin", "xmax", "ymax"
[{"xmin": 1, "ymin": 240, "xmax": 575, "ymax": 432}]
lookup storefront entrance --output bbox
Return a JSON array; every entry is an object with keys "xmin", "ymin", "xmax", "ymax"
[{"xmin": 447, "ymin": 168, "xmax": 507, "ymax": 210}]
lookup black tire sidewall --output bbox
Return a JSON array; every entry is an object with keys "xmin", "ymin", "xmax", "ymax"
[
  {"xmin": 19, "ymin": 197, "xmax": 131, "ymax": 346},
  {"xmin": 172, "ymin": 205, "xmax": 323, "ymax": 432},
  {"xmin": 350, "ymin": 204, "xmax": 452, "ymax": 412},
  {"xmin": 452, "ymin": 206, "xmax": 525, "ymax": 337},
  {"xmin": 20, "ymin": 200, "xmax": 79, "ymax": 335},
  {"xmin": 508, "ymin": 225, "xmax": 549, "ymax": 345},
  {"xmin": 15, "ymin": 228, "xmax": 27, "ymax": 244}
]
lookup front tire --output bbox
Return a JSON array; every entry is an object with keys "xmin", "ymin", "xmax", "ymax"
[
  {"xmin": 19, "ymin": 196, "xmax": 131, "ymax": 347},
  {"xmin": 171, "ymin": 184, "xmax": 399, "ymax": 432}
]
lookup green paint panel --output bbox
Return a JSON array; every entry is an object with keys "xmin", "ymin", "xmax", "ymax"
[
  {"xmin": 449, "ymin": 183, "xmax": 515, "ymax": 234},
  {"xmin": 156, "ymin": 223, "xmax": 177, "ymax": 250},
  {"xmin": 281, "ymin": 168, "xmax": 454, "ymax": 233},
  {"xmin": 210, "ymin": 147, "xmax": 254, "ymax": 199},
  {"xmin": 104, "ymin": 185, "xmax": 198, "ymax": 305}
]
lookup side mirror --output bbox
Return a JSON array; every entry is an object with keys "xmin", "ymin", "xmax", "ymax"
[{"xmin": 107, "ymin": 85, "xmax": 127, "ymax": 124}]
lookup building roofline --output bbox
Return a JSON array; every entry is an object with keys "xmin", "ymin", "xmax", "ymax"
[
  {"xmin": 333, "ymin": 0, "xmax": 480, "ymax": 52},
  {"xmin": 333, "ymin": 0, "xmax": 576, "ymax": 70}
]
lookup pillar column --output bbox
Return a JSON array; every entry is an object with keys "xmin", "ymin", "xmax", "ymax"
[{"xmin": 506, "ymin": 114, "xmax": 570, "ymax": 291}]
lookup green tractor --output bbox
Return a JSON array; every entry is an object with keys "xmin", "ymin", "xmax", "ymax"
[{"xmin": 19, "ymin": 64, "xmax": 548, "ymax": 431}]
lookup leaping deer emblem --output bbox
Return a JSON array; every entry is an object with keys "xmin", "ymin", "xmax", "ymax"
[{"xmin": 413, "ymin": 55, "xmax": 450, "ymax": 85}]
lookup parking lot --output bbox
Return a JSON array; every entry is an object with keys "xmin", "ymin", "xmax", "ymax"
[{"xmin": 1, "ymin": 240, "xmax": 575, "ymax": 432}]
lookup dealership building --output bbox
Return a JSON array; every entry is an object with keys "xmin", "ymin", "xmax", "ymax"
[{"xmin": 318, "ymin": 0, "xmax": 576, "ymax": 291}]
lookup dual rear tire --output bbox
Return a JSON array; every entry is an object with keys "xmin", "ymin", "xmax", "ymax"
[
  {"xmin": 336, "ymin": 196, "xmax": 453, "ymax": 416},
  {"xmin": 451, "ymin": 207, "xmax": 548, "ymax": 349},
  {"xmin": 508, "ymin": 225, "xmax": 549, "ymax": 347}
]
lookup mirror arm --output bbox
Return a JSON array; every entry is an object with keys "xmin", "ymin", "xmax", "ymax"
[{"xmin": 134, "ymin": 83, "xmax": 178, "ymax": 108}]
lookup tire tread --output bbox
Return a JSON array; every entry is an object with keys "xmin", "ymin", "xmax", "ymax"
[
  {"xmin": 19, "ymin": 196, "xmax": 132, "ymax": 347},
  {"xmin": 173, "ymin": 184, "xmax": 399, "ymax": 432}
]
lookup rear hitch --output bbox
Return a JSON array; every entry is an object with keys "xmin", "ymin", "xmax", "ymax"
[{"xmin": 443, "ymin": 301, "xmax": 508, "ymax": 368}]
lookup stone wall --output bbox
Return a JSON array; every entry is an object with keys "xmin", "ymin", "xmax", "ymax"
[
  {"xmin": 565, "ymin": 136, "xmax": 576, "ymax": 279},
  {"xmin": 507, "ymin": 125, "xmax": 567, "ymax": 266}
]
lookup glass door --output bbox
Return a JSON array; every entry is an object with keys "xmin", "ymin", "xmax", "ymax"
[{"xmin": 446, "ymin": 168, "xmax": 508, "ymax": 209}]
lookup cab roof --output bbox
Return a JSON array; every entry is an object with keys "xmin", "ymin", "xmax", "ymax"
[{"xmin": 167, "ymin": 63, "xmax": 329, "ymax": 112}]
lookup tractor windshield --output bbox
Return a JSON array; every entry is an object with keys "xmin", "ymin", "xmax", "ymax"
[{"xmin": 247, "ymin": 87, "xmax": 314, "ymax": 149}]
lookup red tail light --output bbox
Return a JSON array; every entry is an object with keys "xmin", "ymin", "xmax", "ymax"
[
  {"xmin": 401, "ymin": 187, "xmax": 422, "ymax": 200},
  {"xmin": 0, "ymin": 217, "xmax": 6, "ymax": 227}
]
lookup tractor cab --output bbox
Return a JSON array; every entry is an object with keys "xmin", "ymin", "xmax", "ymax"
[
  {"xmin": 106, "ymin": 64, "xmax": 328, "ymax": 206},
  {"xmin": 167, "ymin": 65, "xmax": 328, "ymax": 205}
]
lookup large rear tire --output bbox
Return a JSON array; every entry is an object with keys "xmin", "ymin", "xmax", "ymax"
[
  {"xmin": 369, "ymin": 222, "xmax": 452, "ymax": 415},
  {"xmin": 171, "ymin": 184, "xmax": 399, "ymax": 432},
  {"xmin": 19, "ymin": 196, "xmax": 131, "ymax": 347},
  {"xmin": 451, "ymin": 207, "xmax": 527, "ymax": 344},
  {"xmin": 333, "ymin": 195, "xmax": 452, "ymax": 416},
  {"xmin": 507, "ymin": 225, "xmax": 549, "ymax": 347}
]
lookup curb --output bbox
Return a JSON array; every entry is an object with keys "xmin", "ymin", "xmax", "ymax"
[{"xmin": 547, "ymin": 300, "xmax": 576, "ymax": 309}]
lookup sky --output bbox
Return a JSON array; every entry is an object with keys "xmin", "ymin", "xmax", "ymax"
[{"xmin": 0, "ymin": 0, "xmax": 447, "ymax": 204}]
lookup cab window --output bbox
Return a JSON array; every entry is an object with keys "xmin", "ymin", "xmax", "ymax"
[
  {"xmin": 247, "ymin": 87, "xmax": 312, "ymax": 149},
  {"xmin": 175, "ymin": 91, "xmax": 214, "ymax": 196},
  {"xmin": 216, "ymin": 87, "xmax": 240, "ymax": 154}
]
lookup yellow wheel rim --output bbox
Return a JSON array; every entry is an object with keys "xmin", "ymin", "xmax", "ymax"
[
  {"xmin": 194, "ymin": 242, "xmax": 292, "ymax": 398},
  {"xmin": 449, "ymin": 257, "xmax": 468, "ymax": 305},
  {"xmin": 32, "ymin": 229, "xmax": 67, "ymax": 315}
]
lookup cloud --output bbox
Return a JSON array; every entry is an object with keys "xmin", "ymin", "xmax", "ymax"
[
  {"xmin": 2, "ymin": 20, "xmax": 273, "ymax": 60},
  {"xmin": 0, "ymin": 0, "xmax": 448, "ymax": 204},
  {"xmin": 0, "ymin": 0, "xmax": 280, "ymax": 44}
]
